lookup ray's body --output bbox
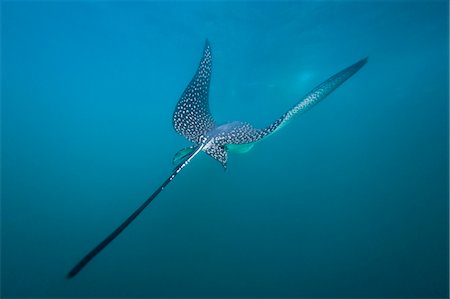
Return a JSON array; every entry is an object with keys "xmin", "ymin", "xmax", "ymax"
[{"xmin": 67, "ymin": 40, "xmax": 367, "ymax": 278}]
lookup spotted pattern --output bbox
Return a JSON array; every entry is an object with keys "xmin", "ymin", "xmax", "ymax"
[
  {"xmin": 173, "ymin": 40, "xmax": 366, "ymax": 169},
  {"xmin": 173, "ymin": 40, "xmax": 215, "ymax": 143},
  {"xmin": 204, "ymin": 145, "xmax": 228, "ymax": 168},
  {"xmin": 201, "ymin": 57, "xmax": 367, "ymax": 168},
  {"xmin": 202, "ymin": 121, "xmax": 264, "ymax": 168},
  {"xmin": 255, "ymin": 57, "xmax": 368, "ymax": 140}
]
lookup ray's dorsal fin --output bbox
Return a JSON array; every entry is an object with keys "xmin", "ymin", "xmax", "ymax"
[{"xmin": 173, "ymin": 39, "xmax": 215, "ymax": 143}]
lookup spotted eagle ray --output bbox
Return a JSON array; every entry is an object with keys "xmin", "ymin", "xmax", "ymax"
[{"xmin": 67, "ymin": 39, "xmax": 367, "ymax": 278}]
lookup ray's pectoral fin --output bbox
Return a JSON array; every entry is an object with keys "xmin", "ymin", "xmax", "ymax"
[
  {"xmin": 225, "ymin": 143, "xmax": 254, "ymax": 154},
  {"xmin": 173, "ymin": 146, "xmax": 196, "ymax": 166},
  {"xmin": 172, "ymin": 39, "xmax": 216, "ymax": 144},
  {"xmin": 260, "ymin": 57, "xmax": 368, "ymax": 139}
]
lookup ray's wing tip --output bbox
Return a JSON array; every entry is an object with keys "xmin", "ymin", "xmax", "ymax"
[
  {"xmin": 203, "ymin": 38, "xmax": 211, "ymax": 52},
  {"xmin": 355, "ymin": 56, "xmax": 368, "ymax": 69},
  {"xmin": 344, "ymin": 56, "xmax": 368, "ymax": 76}
]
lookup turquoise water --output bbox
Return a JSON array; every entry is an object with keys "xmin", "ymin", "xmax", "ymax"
[{"xmin": 2, "ymin": 1, "xmax": 448, "ymax": 298}]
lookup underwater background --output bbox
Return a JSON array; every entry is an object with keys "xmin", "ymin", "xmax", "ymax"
[{"xmin": 2, "ymin": 1, "xmax": 448, "ymax": 298}]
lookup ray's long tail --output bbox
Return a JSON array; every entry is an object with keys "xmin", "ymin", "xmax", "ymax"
[{"xmin": 67, "ymin": 144, "xmax": 204, "ymax": 278}]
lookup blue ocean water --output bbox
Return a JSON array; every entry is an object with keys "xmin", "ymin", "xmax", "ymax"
[{"xmin": 1, "ymin": 1, "xmax": 448, "ymax": 298}]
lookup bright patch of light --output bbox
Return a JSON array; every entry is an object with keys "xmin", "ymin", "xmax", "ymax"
[{"xmin": 297, "ymin": 70, "xmax": 314, "ymax": 86}]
